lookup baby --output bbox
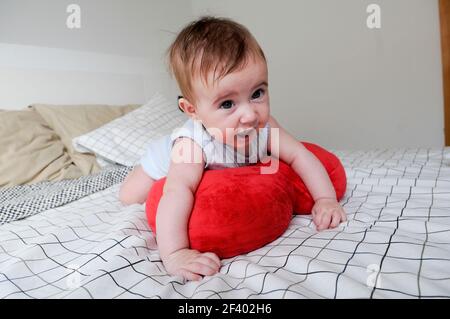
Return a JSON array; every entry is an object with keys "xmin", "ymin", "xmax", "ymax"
[{"xmin": 119, "ymin": 16, "xmax": 347, "ymax": 281}]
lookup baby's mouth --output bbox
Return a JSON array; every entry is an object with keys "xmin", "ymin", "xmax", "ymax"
[{"xmin": 235, "ymin": 127, "xmax": 257, "ymax": 139}]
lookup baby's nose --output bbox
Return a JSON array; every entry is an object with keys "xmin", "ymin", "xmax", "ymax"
[{"xmin": 240, "ymin": 104, "xmax": 258, "ymax": 125}]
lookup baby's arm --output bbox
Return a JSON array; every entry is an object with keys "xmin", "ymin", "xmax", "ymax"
[
  {"xmin": 156, "ymin": 137, "xmax": 221, "ymax": 281},
  {"xmin": 119, "ymin": 165, "xmax": 154, "ymax": 205},
  {"xmin": 268, "ymin": 116, "xmax": 347, "ymax": 231}
]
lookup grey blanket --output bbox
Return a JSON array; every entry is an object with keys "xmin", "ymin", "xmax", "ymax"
[{"xmin": 0, "ymin": 165, "xmax": 131, "ymax": 225}]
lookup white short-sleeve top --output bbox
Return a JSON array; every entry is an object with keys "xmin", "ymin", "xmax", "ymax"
[{"xmin": 140, "ymin": 118, "xmax": 270, "ymax": 180}]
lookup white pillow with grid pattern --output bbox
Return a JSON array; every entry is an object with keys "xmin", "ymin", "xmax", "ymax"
[{"xmin": 73, "ymin": 92, "xmax": 187, "ymax": 167}]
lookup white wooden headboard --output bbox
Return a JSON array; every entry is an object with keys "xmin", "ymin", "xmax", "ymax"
[{"xmin": 0, "ymin": 43, "xmax": 173, "ymax": 110}]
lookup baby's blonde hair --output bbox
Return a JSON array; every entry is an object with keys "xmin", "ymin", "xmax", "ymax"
[{"xmin": 167, "ymin": 16, "xmax": 266, "ymax": 105}]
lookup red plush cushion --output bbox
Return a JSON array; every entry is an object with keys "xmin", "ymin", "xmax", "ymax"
[{"xmin": 145, "ymin": 142, "xmax": 346, "ymax": 258}]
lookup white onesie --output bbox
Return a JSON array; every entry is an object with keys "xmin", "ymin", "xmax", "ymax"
[{"xmin": 140, "ymin": 119, "xmax": 270, "ymax": 180}]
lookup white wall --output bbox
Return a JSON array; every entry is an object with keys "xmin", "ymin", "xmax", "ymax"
[
  {"xmin": 0, "ymin": 0, "xmax": 445, "ymax": 149},
  {"xmin": 191, "ymin": 0, "xmax": 444, "ymax": 150},
  {"xmin": 0, "ymin": 0, "xmax": 192, "ymax": 108},
  {"xmin": 0, "ymin": 43, "xmax": 149, "ymax": 107}
]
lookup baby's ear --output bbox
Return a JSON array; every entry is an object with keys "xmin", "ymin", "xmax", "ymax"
[
  {"xmin": 177, "ymin": 96, "xmax": 184, "ymax": 112},
  {"xmin": 178, "ymin": 97, "xmax": 197, "ymax": 119}
]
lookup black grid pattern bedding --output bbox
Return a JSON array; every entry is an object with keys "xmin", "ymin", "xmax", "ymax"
[{"xmin": 0, "ymin": 148, "xmax": 449, "ymax": 298}]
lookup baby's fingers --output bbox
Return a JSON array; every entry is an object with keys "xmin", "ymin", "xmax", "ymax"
[
  {"xmin": 191, "ymin": 262, "xmax": 218, "ymax": 277},
  {"xmin": 329, "ymin": 211, "xmax": 342, "ymax": 228},
  {"xmin": 340, "ymin": 208, "xmax": 348, "ymax": 222},
  {"xmin": 202, "ymin": 252, "xmax": 221, "ymax": 268},
  {"xmin": 196, "ymin": 254, "xmax": 221, "ymax": 273},
  {"xmin": 312, "ymin": 209, "xmax": 321, "ymax": 227},
  {"xmin": 317, "ymin": 211, "xmax": 332, "ymax": 231},
  {"xmin": 177, "ymin": 269, "xmax": 203, "ymax": 281}
]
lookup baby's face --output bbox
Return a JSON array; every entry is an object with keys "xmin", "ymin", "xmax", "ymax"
[{"xmin": 191, "ymin": 57, "xmax": 270, "ymax": 150}]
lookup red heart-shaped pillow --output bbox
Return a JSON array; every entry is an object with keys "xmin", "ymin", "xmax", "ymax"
[{"xmin": 146, "ymin": 142, "xmax": 346, "ymax": 258}]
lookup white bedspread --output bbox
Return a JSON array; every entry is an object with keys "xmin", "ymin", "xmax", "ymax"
[{"xmin": 1, "ymin": 148, "xmax": 449, "ymax": 298}]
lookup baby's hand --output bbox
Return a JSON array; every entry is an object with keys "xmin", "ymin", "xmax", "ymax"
[
  {"xmin": 311, "ymin": 198, "xmax": 347, "ymax": 231},
  {"xmin": 162, "ymin": 248, "xmax": 221, "ymax": 281}
]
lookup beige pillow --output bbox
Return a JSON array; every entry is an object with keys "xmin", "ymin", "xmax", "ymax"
[
  {"xmin": 29, "ymin": 103, "xmax": 140, "ymax": 175},
  {"xmin": 0, "ymin": 109, "xmax": 83, "ymax": 188}
]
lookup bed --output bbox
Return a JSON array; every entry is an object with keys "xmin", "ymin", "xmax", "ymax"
[{"xmin": 1, "ymin": 94, "xmax": 450, "ymax": 299}]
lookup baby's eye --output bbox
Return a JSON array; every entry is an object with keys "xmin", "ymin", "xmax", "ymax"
[
  {"xmin": 251, "ymin": 88, "xmax": 265, "ymax": 100},
  {"xmin": 220, "ymin": 100, "xmax": 234, "ymax": 109}
]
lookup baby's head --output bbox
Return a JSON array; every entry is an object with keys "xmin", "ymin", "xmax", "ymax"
[{"xmin": 168, "ymin": 16, "xmax": 270, "ymax": 149}]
